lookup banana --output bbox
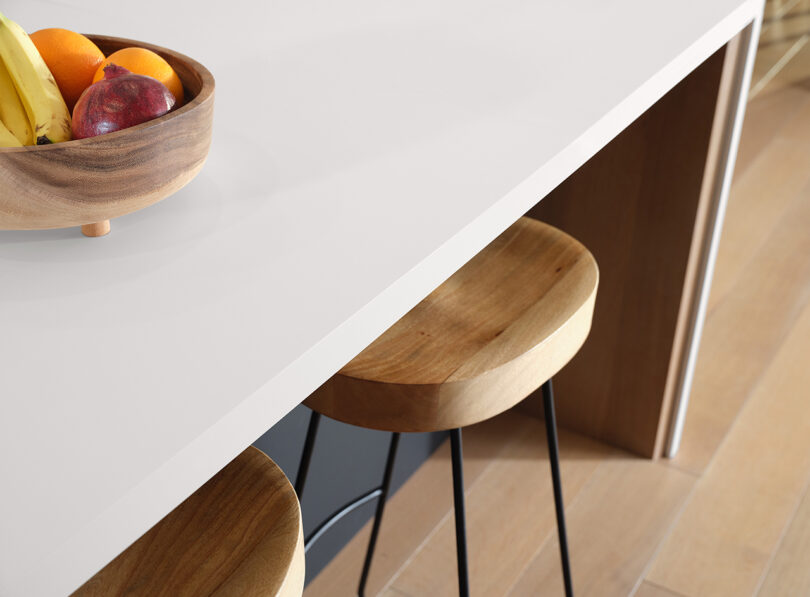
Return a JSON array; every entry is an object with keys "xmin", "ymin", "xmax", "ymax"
[
  {"xmin": 0, "ymin": 55, "xmax": 32, "ymax": 144},
  {"xmin": 0, "ymin": 118, "xmax": 22, "ymax": 147},
  {"xmin": 0, "ymin": 11, "xmax": 70, "ymax": 144}
]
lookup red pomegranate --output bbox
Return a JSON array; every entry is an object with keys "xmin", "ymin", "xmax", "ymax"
[{"xmin": 72, "ymin": 64, "xmax": 176, "ymax": 139}]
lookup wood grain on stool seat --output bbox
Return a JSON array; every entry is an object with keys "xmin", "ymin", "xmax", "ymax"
[
  {"xmin": 71, "ymin": 447, "xmax": 304, "ymax": 597},
  {"xmin": 306, "ymin": 217, "xmax": 599, "ymax": 432}
]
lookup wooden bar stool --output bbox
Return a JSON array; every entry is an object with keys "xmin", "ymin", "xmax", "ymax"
[
  {"xmin": 297, "ymin": 217, "xmax": 598, "ymax": 596},
  {"xmin": 71, "ymin": 447, "xmax": 305, "ymax": 597}
]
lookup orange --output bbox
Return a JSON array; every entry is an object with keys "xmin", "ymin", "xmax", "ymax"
[
  {"xmin": 30, "ymin": 28, "xmax": 105, "ymax": 111},
  {"xmin": 93, "ymin": 47, "xmax": 184, "ymax": 106}
]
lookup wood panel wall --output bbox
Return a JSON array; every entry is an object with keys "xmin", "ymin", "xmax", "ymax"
[{"xmin": 523, "ymin": 44, "xmax": 730, "ymax": 457}]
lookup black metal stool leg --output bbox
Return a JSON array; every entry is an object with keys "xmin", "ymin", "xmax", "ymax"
[
  {"xmin": 450, "ymin": 428, "xmax": 470, "ymax": 597},
  {"xmin": 295, "ymin": 411, "xmax": 321, "ymax": 499},
  {"xmin": 542, "ymin": 379, "xmax": 574, "ymax": 597},
  {"xmin": 358, "ymin": 432, "xmax": 400, "ymax": 597}
]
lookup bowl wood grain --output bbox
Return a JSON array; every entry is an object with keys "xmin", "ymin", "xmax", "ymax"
[{"xmin": 0, "ymin": 34, "xmax": 214, "ymax": 235}]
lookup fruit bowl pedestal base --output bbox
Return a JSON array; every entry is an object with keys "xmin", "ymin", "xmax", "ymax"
[{"xmin": 81, "ymin": 220, "xmax": 110, "ymax": 237}]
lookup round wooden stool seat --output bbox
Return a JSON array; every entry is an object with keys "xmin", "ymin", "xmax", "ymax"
[
  {"xmin": 71, "ymin": 447, "xmax": 304, "ymax": 597},
  {"xmin": 306, "ymin": 217, "xmax": 599, "ymax": 432}
]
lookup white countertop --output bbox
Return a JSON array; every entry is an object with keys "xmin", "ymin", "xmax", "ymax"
[{"xmin": 0, "ymin": 1, "xmax": 760, "ymax": 594}]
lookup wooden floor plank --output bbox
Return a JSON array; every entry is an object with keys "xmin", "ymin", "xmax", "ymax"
[
  {"xmin": 387, "ymin": 420, "xmax": 614, "ymax": 596},
  {"xmin": 763, "ymin": 0, "xmax": 804, "ymax": 20},
  {"xmin": 670, "ymin": 159, "xmax": 810, "ymax": 476},
  {"xmin": 732, "ymin": 85, "xmax": 810, "ymax": 181},
  {"xmin": 754, "ymin": 28, "xmax": 810, "ymax": 99},
  {"xmin": 647, "ymin": 303, "xmax": 810, "ymax": 596},
  {"xmin": 634, "ymin": 580, "xmax": 688, "ymax": 597},
  {"xmin": 760, "ymin": 18, "xmax": 810, "ymax": 49},
  {"xmin": 759, "ymin": 1, "xmax": 810, "ymax": 46},
  {"xmin": 749, "ymin": 36, "xmax": 804, "ymax": 97},
  {"xmin": 709, "ymin": 96, "xmax": 810, "ymax": 314},
  {"xmin": 507, "ymin": 460, "xmax": 694, "ymax": 597},
  {"xmin": 303, "ymin": 411, "xmax": 534, "ymax": 597},
  {"xmin": 757, "ymin": 483, "xmax": 810, "ymax": 596},
  {"xmin": 734, "ymin": 2, "xmax": 810, "ymax": 186}
]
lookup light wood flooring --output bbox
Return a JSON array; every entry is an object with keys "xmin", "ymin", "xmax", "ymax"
[{"xmin": 306, "ymin": 3, "xmax": 810, "ymax": 594}]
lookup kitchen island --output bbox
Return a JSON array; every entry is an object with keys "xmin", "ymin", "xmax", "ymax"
[{"xmin": 0, "ymin": 0, "xmax": 763, "ymax": 594}]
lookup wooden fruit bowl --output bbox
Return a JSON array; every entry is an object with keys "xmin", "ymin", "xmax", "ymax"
[{"xmin": 0, "ymin": 35, "xmax": 214, "ymax": 237}]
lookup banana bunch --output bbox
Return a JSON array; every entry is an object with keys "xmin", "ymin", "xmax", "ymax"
[
  {"xmin": 0, "ymin": 11, "xmax": 70, "ymax": 147},
  {"xmin": 0, "ymin": 120, "xmax": 22, "ymax": 147}
]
